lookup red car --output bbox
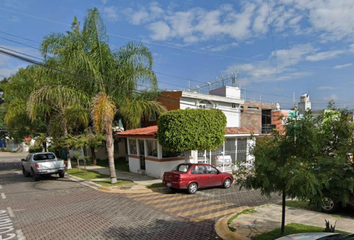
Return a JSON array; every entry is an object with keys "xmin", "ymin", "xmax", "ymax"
[{"xmin": 163, "ymin": 163, "xmax": 234, "ymax": 194}]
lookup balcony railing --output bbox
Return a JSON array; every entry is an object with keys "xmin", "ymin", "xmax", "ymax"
[{"xmin": 262, "ymin": 124, "xmax": 276, "ymax": 134}]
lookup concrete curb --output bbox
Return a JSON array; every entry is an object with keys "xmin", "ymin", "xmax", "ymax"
[
  {"xmin": 214, "ymin": 206, "xmax": 251, "ymax": 240},
  {"xmin": 65, "ymin": 173, "xmax": 165, "ymax": 194}
]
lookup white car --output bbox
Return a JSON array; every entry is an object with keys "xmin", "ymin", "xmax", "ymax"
[
  {"xmin": 215, "ymin": 155, "xmax": 232, "ymax": 167},
  {"xmin": 21, "ymin": 152, "xmax": 66, "ymax": 181}
]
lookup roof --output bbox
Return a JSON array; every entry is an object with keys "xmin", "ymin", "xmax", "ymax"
[
  {"xmin": 225, "ymin": 127, "xmax": 257, "ymax": 135},
  {"xmin": 116, "ymin": 125, "xmax": 158, "ymax": 138},
  {"xmin": 117, "ymin": 125, "xmax": 257, "ymax": 138}
]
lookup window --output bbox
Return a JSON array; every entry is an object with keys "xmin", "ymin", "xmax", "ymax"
[
  {"xmin": 33, "ymin": 153, "xmax": 56, "ymax": 161},
  {"xmin": 172, "ymin": 164, "xmax": 191, "ymax": 173},
  {"xmin": 237, "ymin": 139, "xmax": 247, "ymax": 163},
  {"xmin": 138, "ymin": 140, "xmax": 144, "ymax": 156},
  {"xmin": 206, "ymin": 165, "xmax": 218, "ymax": 174},
  {"xmin": 147, "ymin": 140, "xmax": 158, "ymax": 157},
  {"xmin": 191, "ymin": 165, "xmax": 206, "ymax": 174},
  {"xmin": 248, "ymin": 106, "xmax": 259, "ymax": 110},
  {"xmin": 128, "ymin": 139, "xmax": 137, "ymax": 155},
  {"xmin": 198, "ymin": 100, "xmax": 213, "ymax": 109},
  {"xmin": 232, "ymin": 103, "xmax": 237, "ymax": 108},
  {"xmin": 162, "ymin": 149, "xmax": 184, "ymax": 158}
]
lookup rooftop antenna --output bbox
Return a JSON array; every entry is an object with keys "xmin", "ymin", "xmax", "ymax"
[{"xmin": 232, "ymin": 72, "xmax": 237, "ymax": 87}]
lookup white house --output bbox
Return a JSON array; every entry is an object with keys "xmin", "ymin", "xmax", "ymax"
[{"xmin": 117, "ymin": 85, "xmax": 258, "ymax": 179}]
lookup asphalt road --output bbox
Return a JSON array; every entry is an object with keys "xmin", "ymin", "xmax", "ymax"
[{"xmin": 0, "ymin": 152, "xmax": 280, "ymax": 240}]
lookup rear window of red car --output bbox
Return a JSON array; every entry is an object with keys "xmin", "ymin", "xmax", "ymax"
[{"xmin": 172, "ymin": 164, "xmax": 191, "ymax": 173}]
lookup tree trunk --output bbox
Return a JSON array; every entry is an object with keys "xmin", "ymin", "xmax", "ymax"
[
  {"xmin": 63, "ymin": 122, "xmax": 72, "ymax": 170},
  {"xmin": 281, "ymin": 188, "xmax": 286, "ymax": 235},
  {"xmin": 106, "ymin": 120, "xmax": 117, "ymax": 184},
  {"xmin": 90, "ymin": 146, "xmax": 97, "ymax": 165}
]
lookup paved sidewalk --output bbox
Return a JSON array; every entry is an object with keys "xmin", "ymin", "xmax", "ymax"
[
  {"xmin": 84, "ymin": 165, "xmax": 162, "ymax": 186},
  {"xmin": 216, "ymin": 204, "xmax": 354, "ymax": 240}
]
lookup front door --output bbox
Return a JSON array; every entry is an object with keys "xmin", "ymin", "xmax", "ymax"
[{"xmin": 138, "ymin": 140, "xmax": 145, "ymax": 170}]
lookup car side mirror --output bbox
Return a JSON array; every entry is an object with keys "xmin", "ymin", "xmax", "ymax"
[{"xmin": 21, "ymin": 159, "xmax": 25, "ymax": 162}]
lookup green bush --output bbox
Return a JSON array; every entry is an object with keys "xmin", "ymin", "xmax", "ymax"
[
  {"xmin": 157, "ymin": 109, "xmax": 226, "ymax": 152},
  {"xmin": 29, "ymin": 145, "xmax": 43, "ymax": 153}
]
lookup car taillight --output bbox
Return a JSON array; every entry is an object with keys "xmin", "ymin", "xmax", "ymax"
[
  {"xmin": 35, "ymin": 163, "xmax": 39, "ymax": 168},
  {"xmin": 63, "ymin": 161, "xmax": 67, "ymax": 167}
]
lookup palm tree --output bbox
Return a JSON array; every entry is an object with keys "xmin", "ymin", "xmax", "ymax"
[{"xmin": 30, "ymin": 8, "xmax": 166, "ymax": 183}]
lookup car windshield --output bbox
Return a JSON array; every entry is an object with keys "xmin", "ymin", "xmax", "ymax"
[
  {"xmin": 33, "ymin": 153, "xmax": 56, "ymax": 161},
  {"xmin": 172, "ymin": 164, "xmax": 191, "ymax": 173}
]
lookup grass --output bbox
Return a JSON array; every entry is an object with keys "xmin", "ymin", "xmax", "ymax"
[
  {"xmin": 253, "ymin": 223, "xmax": 348, "ymax": 240},
  {"xmin": 146, "ymin": 183, "xmax": 164, "ymax": 189},
  {"xmin": 227, "ymin": 208, "xmax": 257, "ymax": 232},
  {"xmin": 94, "ymin": 180, "xmax": 133, "ymax": 187},
  {"xmin": 96, "ymin": 158, "xmax": 129, "ymax": 172},
  {"xmin": 67, "ymin": 168, "xmax": 109, "ymax": 180}
]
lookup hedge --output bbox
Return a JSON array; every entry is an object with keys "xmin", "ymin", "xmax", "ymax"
[{"xmin": 157, "ymin": 109, "xmax": 226, "ymax": 152}]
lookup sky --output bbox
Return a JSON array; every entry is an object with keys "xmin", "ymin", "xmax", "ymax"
[{"xmin": 0, "ymin": 0, "xmax": 353, "ymax": 109}]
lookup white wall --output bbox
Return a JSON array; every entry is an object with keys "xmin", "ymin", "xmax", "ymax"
[
  {"xmin": 145, "ymin": 159, "xmax": 185, "ymax": 179},
  {"xmin": 129, "ymin": 157, "xmax": 140, "ymax": 173},
  {"xmin": 179, "ymin": 97, "xmax": 241, "ymax": 127}
]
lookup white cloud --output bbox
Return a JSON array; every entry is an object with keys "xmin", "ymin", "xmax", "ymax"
[
  {"xmin": 349, "ymin": 44, "xmax": 354, "ymax": 54},
  {"xmin": 148, "ymin": 21, "xmax": 171, "ymax": 40},
  {"xmin": 333, "ymin": 63, "xmax": 352, "ymax": 69},
  {"xmin": 318, "ymin": 86, "xmax": 335, "ymax": 90},
  {"xmin": 224, "ymin": 44, "xmax": 314, "ymax": 83},
  {"xmin": 305, "ymin": 50, "xmax": 344, "ymax": 62},
  {"xmin": 102, "ymin": 6, "xmax": 118, "ymax": 21}
]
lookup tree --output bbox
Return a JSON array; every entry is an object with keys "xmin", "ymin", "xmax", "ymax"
[
  {"xmin": 33, "ymin": 8, "xmax": 165, "ymax": 183},
  {"xmin": 236, "ymin": 113, "xmax": 321, "ymax": 235},
  {"xmin": 157, "ymin": 109, "xmax": 227, "ymax": 161}
]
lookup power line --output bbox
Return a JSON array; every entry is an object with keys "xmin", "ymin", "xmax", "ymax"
[{"xmin": 0, "ymin": 6, "xmax": 341, "ymax": 71}]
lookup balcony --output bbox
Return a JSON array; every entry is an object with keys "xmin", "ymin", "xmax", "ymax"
[{"xmin": 262, "ymin": 124, "xmax": 276, "ymax": 134}]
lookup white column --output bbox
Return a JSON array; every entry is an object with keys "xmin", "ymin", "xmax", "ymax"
[
  {"xmin": 157, "ymin": 142, "xmax": 162, "ymax": 159},
  {"xmin": 222, "ymin": 142, "xmax": 225, "ymax": 172},
  {"xmin": 127, "ymin": 138, "xmax": 131, "ymax": 154},
  {"xmin": 144, "ymin": 140, "xmax": 148, "ymax": 157}
]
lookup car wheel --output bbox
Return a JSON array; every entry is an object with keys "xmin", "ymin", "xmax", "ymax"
[
  {"xmin": 188, "ymin": 182, "xmax": 198, "ymax": 194},
  {"xmin": 31, "ymin": 169, "xmax": 40, "ymax": 181},
  {"xmin": 22, "ymin": 167, "xmax": 30, "ymax": 177},
  {"xmin": 321, "ymin": 197, "xmax": 340, "ymax": 213},
  {"xmin": 223, "ymin": 178, "xmax": 232, "ymax": 189},
  {"xmin": 59, "ymin": 172, "xmax": 65, "ymax": 178}
]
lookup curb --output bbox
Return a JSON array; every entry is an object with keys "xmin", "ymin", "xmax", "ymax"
[
  {"xmin": 214, "ymin": 206, "xmax": 250, "ymax": 240},
  {"xmin": 65, "ymin": 174, "xmax": 164, "ymax": 194}
]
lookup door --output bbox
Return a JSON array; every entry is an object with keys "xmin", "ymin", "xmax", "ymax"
[
  {"xmin": 23, "ymin": 154, "xmax": 31, "ymax": 171},
  {"xmin": 138, "ymin": 140, "xmax": 145, "ymax": 170},
  {"xmin": 206, "ymin": 165, "xmax": 222, "ymax": 187},
  {"xmin": 190, "ymin": 165, "xmax": 209, "ymax": 188}
]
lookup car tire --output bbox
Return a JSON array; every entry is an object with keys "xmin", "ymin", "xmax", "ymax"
[
  {"xmin": 188, "ymin": 182, "xmax": 198, "ymax": 194},
  {"xmin": 31, "ymin": 169, "xmax": 40, "ymax": 181},
  {"xmin": 59, "ymin": 172, "xmax": 65, "ymax": 178},
  {"xmin": 321, "ymin": 196, "xmax": 340, "ymax": 213},
  {"xmin": 22, "ymin": 167, "xmax": 30, "ymax": 177},
  {"xmin": 223, "ymin": 178, "xmax": 232, "ymax": 189}
]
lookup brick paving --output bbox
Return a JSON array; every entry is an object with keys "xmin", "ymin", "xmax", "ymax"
[{"xmin": 0, "ymin": 153, "xmax": 280, "ymax": 240}]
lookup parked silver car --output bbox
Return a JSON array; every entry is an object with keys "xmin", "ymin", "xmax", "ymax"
[{"xmin": 21, "ymin": 152, "xmax": 66, "ymax": 181}]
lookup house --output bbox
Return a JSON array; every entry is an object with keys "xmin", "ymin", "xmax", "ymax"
[{"xmin": 117, "ymin": 85, "xmax": 258, "ymax": 179}]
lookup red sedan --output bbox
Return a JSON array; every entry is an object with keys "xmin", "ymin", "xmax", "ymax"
[{"xmin": 162, "ymin": 163, "xmax": 234, "ymax": 194}]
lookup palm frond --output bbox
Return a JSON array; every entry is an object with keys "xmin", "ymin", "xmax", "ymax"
[{"xmin": 91, "ymin": 92, "xmax": 116, "ymax": 133}]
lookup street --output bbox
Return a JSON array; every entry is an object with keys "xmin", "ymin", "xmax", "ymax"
[{"xmin": 0, "ymin": 153, "xmax": 280, "ymax": 240}]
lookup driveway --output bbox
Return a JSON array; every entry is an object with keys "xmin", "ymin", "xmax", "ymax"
[{"xmin": 0, "ymin": 152, "xmax": 280, "ymax": 240}]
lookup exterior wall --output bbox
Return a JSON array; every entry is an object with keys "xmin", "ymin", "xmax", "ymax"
[
  {"xmin": 241, "ymin": 101, "xmax": 277, "ymax": 134},
  {"xmin": 86, "ymin": 140, "xmax": 126, "ymax": 160},
  {"xmin": 128, "ymin": 156, "xmax": 140, "ymax": 173},
  {"xmin": 272, "ymin": 110, "xmax": 289, "ymax": 134},
  {"xmin": 209, "ymin": 86, "xmax": 241, "ymax": 99},
  {"xmin": 145, "ymin": 159, "xmax": 185, "ymax": 179},
  {"xmin": 179, "ymin": 96, "xmax": 241, "ymax": 127}
]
